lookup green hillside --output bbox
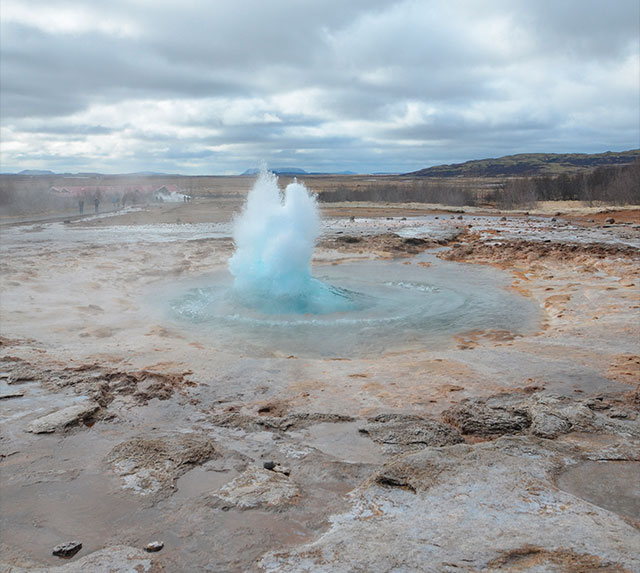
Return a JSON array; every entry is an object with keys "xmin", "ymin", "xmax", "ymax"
[{"xmin": 408, "ymin": 150, "xmax": 640, "ymax": 177}]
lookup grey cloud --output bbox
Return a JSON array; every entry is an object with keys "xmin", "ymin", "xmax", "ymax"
[
  {"xmin": 162, "ymin": 148, "xmax": 216, "ymax": 160},
  {"xmin": 384, "ymin": 116, "xmax": 555, "ymax": 143},
  {"xmin": 1, "ymin": 0, "xmax": 637, "ymax": 174},
  {"xmin": 517, "ymin": 0, "xmax": 639, "ymax": 59},
  {"xmin": 18, "ymin": 123, "xmax": 114, "ymax": 135},
  {"xmin": 0, "ymin": 22, "xmax": 243, "ymax": 119}
]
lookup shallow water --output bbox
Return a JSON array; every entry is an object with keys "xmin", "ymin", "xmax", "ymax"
[
  {"xmin": 160, "ymin": 254, "xmax": 539, "ymax": 358},
  {"xmin": 557, "ymin": 460, "xmax": 640, "ymax": 521}
]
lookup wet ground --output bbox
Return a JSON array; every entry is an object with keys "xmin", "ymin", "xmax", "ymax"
[
  {"xmin": 556, "ymin": 460, "xmax": 640, "ymax": 522},
  {"xmin": 1, "ymin": 199, "xmax": 639, "ymax": 571}
]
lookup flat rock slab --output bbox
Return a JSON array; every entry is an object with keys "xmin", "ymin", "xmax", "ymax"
[
  {"xmin": 0, "ymin": 390, "xmax": 24, "ymax": 400},
  {"xmin": 0, "ymin": 545, "xmax": 154, "ymax": 572},
  {"xmin": 207, "ymin": 468, "xmax": 300, "ymax": 510},
  {"xmin": 258, "ymin": 436, "xmax": 640, "ymax": 572},
  {"xmin": 359, "ymin": 413, "xmax": 463, "ymax": 454},
  {"xmin": 26, "ymin": 402, "xmax": 99, "ymax": 434}
]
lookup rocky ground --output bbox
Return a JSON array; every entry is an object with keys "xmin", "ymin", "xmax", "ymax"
[{"xmin": 0, "ymin": 199, "xmax": 638, "ymax": 572}]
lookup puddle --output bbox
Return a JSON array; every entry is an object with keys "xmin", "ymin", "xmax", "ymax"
[
  {"xmin": 173, "ymin": 466, "xmax": 238, "ymax": 501},
  {"xmin": 299, "ymin": 422, "xmax": 383, "ymax": 464},
  {"xmin": 556, "ymin": 460, "xmax": 640, "ymax": 521},
  {"xmin": 0, "ymin": 469, "xmax": 153, "ymax": 566}
]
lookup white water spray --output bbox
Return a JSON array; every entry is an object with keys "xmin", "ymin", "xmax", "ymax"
[
  {"xmin": 229, "ymin": 168, "xmax": 319, "ymax": 295},
  {"xmin": 229, "ymin": 168, "xmax": 357, "ymax": 314}
]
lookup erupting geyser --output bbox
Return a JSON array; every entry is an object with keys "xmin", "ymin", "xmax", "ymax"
[
  {"xmin": 166, "ymin": 169, "xmax": 539, "ymax": 356},
  {"xmin": 228, "ymin": 168, "xmax": 359, "ymax": 315},
  {"xmin": 229, "ymin": 169, "xmax": 318, "ymax": 299}
]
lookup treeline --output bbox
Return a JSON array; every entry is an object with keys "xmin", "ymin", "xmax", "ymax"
[
  {"xmin": 0, "ymin": 178, "xmax": 151, "ymax": 216},
  {"xmin": 319, "ymin": 181, "xmax": 477, "ymax": 206},
  {"xmin": 491, "ymin": 159, "xmax": 640, "ymax": 209},
  {"xmin": 318, "ymin": 159, "xmax": 639, "ymax": 208},
  {"xmin": 0, "ymin": 176, "xmax": 70, "ymax": 215}
]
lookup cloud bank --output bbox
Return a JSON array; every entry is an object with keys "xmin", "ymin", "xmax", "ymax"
[{"xmin": 1, "ymin": 0, "xmax": 638, "ymax": 174}]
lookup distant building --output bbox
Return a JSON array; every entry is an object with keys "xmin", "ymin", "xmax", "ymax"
[{"xmin": 154, "ymin": 185, "xmax": 185, "ymax": 202}]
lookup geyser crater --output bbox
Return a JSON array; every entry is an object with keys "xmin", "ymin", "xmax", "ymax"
[{"xmin": 167, "ymin": 169, "xmax": 539, "ymax": 356}]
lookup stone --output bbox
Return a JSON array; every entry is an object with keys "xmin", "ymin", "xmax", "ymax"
[
  {"xmin": 273, "ymin": 464, "xmax": 291, "ymax": 476},
  {"xmin": 530, "ymin": 411, "xmax": 571, "ymax": 439},
  {"xmin": 27, "ymin": 402, "xmax": 99, "ymax": 434},
  {"xmin": 608, "ymin": 409, "xmax": 629, "ymax": 419},
  {"xmin": 263, "ymin": 461, "xmax": 276, "ymax": 470},
  {"xmin": 207, "ymin": 468, "xmax": 300, "ymax": 511},
  {"xmin": 359, "ymin": 414, "xmax": 463, "ymax": 454},
  {"xmin": 528, "ymin": 395, "xmax": 596, "ymax": 436},
  {"xmin": 144, "ymin": 541, "xmax": 164, "ymax": 552},
  {"xmin": 442, "ymin": 395, "xmax": 531, "ymax": 437},
  {"xmin": 52, "ymin": 541, "xmax": 82, "ymax": 558}
]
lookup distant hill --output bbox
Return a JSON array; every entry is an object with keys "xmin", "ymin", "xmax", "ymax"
[
  {"xmin": 242, "ymin": 167, "xmax": 308, "ymax": 176},
  {"xmin": 407, "ymin": 150, "xmax": 640, "ymax": 177},
  {"xmin": 18, "ymin": 169, "xmax": 55, "ymax": 175}
]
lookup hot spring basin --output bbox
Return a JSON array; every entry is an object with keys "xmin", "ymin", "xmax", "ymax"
[{"xmin": 159, "ymin": 255, "xmax": 540, "ymax": 358}]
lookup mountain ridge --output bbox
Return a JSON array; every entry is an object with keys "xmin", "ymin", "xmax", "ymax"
[{"xmin": 406, "ymin": 150, "xmax": 640, "ymax": 177}]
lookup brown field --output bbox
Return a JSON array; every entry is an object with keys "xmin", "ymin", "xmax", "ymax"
[{"xmin": 0, "ymin": 173, "xmax": 500, "ymax": 221}]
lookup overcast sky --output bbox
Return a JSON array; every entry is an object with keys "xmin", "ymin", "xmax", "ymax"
[{"xmin": 1, "ymin": 0, "xmax": 639, "ymax": 174}]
